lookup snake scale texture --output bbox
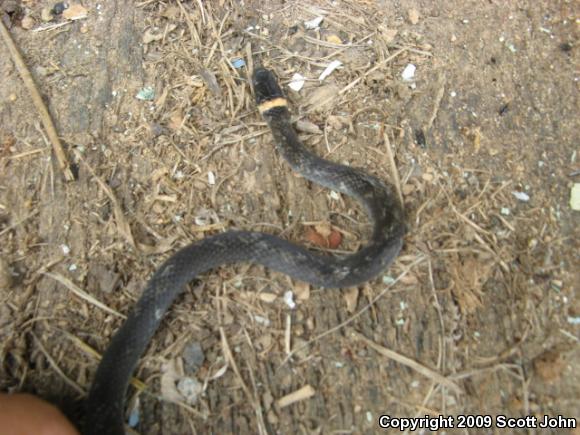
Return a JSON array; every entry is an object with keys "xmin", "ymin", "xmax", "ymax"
[{"xmin": 84, "ymin": 67, "xmax": 406, "ymax": 435}]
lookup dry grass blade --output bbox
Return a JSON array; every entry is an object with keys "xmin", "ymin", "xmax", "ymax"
[
  {"xmin": 281, "ymin": 256, "xmax": 426, "ymax": 366},
  {"xmin": 43, "ymin": 272, "xmax": 125, "ymax": 319},
  {"xmin": 74, "ymin": 150, "xmax": 136, "ymax": 249},
  {"xmin": 349, "ymin": 330, "xmax": 462, "ymax": 395},
  {"xmin": 219, "ymin": 327, "xmax": 268, "ymax": 435},
  {"xmin": 65, "ymin": 333, "xmax": 147, "ymax": 391},
  {"xmin": 31, "ymin": 332, "xmax": 85, "ymax": 395}
]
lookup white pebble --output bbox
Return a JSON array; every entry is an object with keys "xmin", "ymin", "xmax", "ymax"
[
  {"xmin": 401, "ymin": 63, "xmax": 416, "ymax": 81},
  {"xmin": 304, "ymin": 16, "xmax": 324, "ymax": 30},
  {"xmin": 283, "ymin": 290, "xmax": 296, "ymax": 309},
  {"xmin": 288, "ymin": 73, "xmax": 305, "ymax": 91},
  {"xmin": 512, "ymin": 191, "xmax": 530, "ymax": 202}
]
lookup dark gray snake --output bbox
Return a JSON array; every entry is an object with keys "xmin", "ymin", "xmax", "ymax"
[{"xmin": 84, "ymin": 68, "xmax": 405, "ymax": 434}]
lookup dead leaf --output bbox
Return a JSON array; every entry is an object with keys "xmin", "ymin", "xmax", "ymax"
[
  {"xmin": 168, "ymin": 109, "xmax": 184, "ymax": 131},
  {"xmin": 63, "ymin": 4, "xmax": 88, "ymax": 20},
  {"xmin": 294, "ymin": 282, "xmax": 310, "ymax": 301},
  {"xmin": 343, "ymin": 287, "xmax": 359, "ymax": 313},
  {"xmin": 258, "ymin": 292, "xmax": 277, "ymax": 303},
  {"xmin": 21, "ymin": 15, "xmax": 35, "ymax": 29},
  {"xmin": 138, "ymin": 235, "xmax": 177, "ymax": 255},
  {"xmin": 379, "ymin": 27, "xmax": 398, "ymax": 44},
  {"xmin": 143, "ymin": 27, "xmax": 163, "ymax": 44},
  {"xmin": 295, "ymin": 120, "xmax": 322, "ymax": 134},
  {"xmin": 533, "ymin": 349, "xmax": 565, "ymax": 382},
  {"xmin": 450, "ymin": 255, "xmax": 494, "ymax": 313},
  {"xmin": 408, "ymin": 8, "xmax": 420, "ymax": 25},
  {"xmin": 305, "ymin": 227, "xmax": 327, "ymax": 248},
  {"xmin": 161, "ymin": 6, "xmax": 181, "ymax": 19},
  {"xmin": 160, "ymin": 360, "xmax": 184, "ymax": 403},
  {"xmin": 325, "ymin": 34, "xmax": 343, "ymax": 45},
  {"xmin": 305, "ymin": 224, "xmax": 343, "ymax": 249},
  {"xmin": 314, "ymin": 223, "xmax": 332, "ymax": 238},
  {"xmin": 306, "ymin": 85, "xmax": 339, "ymax": 112},
  {"xmin": 327, "ymin": 230, "xmax": 342, "ymax": 249}
]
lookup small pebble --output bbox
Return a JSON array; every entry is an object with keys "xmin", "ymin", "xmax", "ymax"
[
  {"xmin": 182, "ymin": 342, "xmax": 205, "ymax": 374},
  {"xmin": 304, "ymin": 16, "xmax": 324, "ymax": 30},
  {"xmin": 283, "ymin": 290, "xmax": 296, "ymax": 309},
  {"xmin": 401, "ymin": 64, "xmax": 416, "ymax": 81},
  {"xmin": 512, "ymin": 191, "xmax": 530, "ymax": 202},
  {"xmin": 288, "ymin": 73, "xmax": 305, "ymax": 91}
]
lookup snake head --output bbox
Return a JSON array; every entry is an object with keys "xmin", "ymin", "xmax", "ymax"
[{"xmin": 253, "ymin": 67, "xmax": 285, "ymax": 105}]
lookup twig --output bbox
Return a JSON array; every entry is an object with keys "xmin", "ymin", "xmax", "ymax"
[
  {"xmin": 425, "ymin": 73, "xmax": 446, "ymax": 131},
  {"xmin": 383, "ymin": 132, "xmax": 404, "ymax": 206},
  {"xmin": 0, "ymin": 20, "xmax": 74, "ymax": 181},
  {"xmin": 277, "ymin": 384, "xmax": 316, "ymax": 408}
]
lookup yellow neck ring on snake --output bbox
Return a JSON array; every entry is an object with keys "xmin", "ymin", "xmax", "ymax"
[{"xmin": 257, "ymin": 97, "xmax": 288, "ymax": 114}]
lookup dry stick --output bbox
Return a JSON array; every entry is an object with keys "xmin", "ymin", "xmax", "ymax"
[
  {"xmin": 425, "ymin": 74, "xmax": 446, "ymax": 131},
  {"xmin": 383, "ymin": 132, "xmax": 404, "ymax": 206},
  {"xmin": 0, "ymin": 20, "xmax": 74, "ymax": 181}
]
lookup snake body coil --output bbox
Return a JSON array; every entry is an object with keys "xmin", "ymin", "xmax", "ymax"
[{"xmin": 84, "ymin": 68, "xmax": 405, "ymax": 434}]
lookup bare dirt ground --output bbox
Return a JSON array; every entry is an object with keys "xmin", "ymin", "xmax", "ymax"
[{"xmin": 0, "ymin": 0, "xmax": 578, "ymax": 434}]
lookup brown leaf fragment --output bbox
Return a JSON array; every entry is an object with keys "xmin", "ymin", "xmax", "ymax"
[
  {"xmin": 63, "ymin": 4, "xmax": 88, "ymax": 21},
  {"xmin": 305, "ymin": 227, "xmax": 327, "ymax": 248},
  {"xmin": 533, "ymin": 349, "xmax": 565, "ymax": 383},
  {"xmin": 408, "ymin": 8, "xmax": 420, "ymax": 25},
  {"xmin": 343, "ymin": 287, "xmax": 359, "ymax": 313},
  {"xmin": 306, "ymin": 84, "xmax": 339, "ymax": 112},
  {"xmin": 327, "ymin": 230, "xmax": 342, "ymax": 249}
]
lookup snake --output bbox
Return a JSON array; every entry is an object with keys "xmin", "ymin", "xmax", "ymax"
[{"xmin": 84, "ymin": 67, "xmax": 406, "ymax": 435}]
